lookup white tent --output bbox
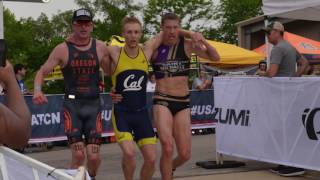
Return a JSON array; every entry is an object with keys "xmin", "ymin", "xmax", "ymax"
[{"xmin": 262, "ymin": 0, "xmax": 320, "ymax": 21}]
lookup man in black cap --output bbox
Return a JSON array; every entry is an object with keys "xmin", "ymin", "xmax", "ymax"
[{"xmin": 33, "ymin": 8, "xmax": 110, "ymax": 179}]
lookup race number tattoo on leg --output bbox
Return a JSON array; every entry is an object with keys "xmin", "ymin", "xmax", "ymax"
[
  {"xmin": 92, "ymin": 145, "xmax": 99, "ymax": 154},
  {"xmin": 74, "ymin": 144, "xmax": 83, "ymax": 151}
]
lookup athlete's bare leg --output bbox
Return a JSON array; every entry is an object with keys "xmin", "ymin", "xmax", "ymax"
[
  {"xmin": 70, "ymin": 142, "xmax": 85, "ymax": 168},
  {"xmin": 172, "ymin": 108, "xmax": 191, "ymax": 169},
  {"xmin": 86, "ymin": 144, "xmax": 101, "ymax": 177},
  {"xmin": 140, "ymin": 144, "xmax": 156, "ymax": 180},
  {"xmin": 120, "ymin": 140, "xmax": 136, "ymax": 180},
  {"xmin": 154, "ymin": 105, "xmax": 174, "ymax": 180}
]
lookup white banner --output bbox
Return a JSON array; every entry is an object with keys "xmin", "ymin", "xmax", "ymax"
[
  {"xmin": 0, "ymin": 146, "xmax": 89, "ymax": 180},
  {"xmin": 215, "ymin": 77, "xmax": 320, "ymax": 171}
]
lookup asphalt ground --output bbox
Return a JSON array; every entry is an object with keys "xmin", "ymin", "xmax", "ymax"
[{"xmin": 26, "ymin": 134, "xmax": 320, "ymax": 180}]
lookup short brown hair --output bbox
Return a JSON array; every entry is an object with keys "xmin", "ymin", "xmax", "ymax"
[
  {"xmin": 121, "ymin": 16, "xmax": 142, "ymax": 32},
  {"xmin": 161, "ymin": 12, "xmax": 181, "ymax": 25}
]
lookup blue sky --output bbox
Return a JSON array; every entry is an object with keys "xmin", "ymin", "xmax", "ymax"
[{"xmin": 3, "ymin": 0, "xmax": 79, "ymax": 19}]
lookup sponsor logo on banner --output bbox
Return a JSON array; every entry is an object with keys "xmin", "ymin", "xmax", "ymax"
[
  {"xmin": 191, "ymin": 105, "xmax": 216, "ymax": 115},
  {"xmin": 32, "ymin": 112, "xmax": 61, "ymax": 126},
  {"xmin": 101, "ymin": 110, "xmax": 111, "ymax": 121},
  {"xmin": 302, "ymin": 108, "xmax": 320, "ymax": 140},
  {"xmin": 215, "ymin": 108, "xmax": 250, "ymax": 127}
]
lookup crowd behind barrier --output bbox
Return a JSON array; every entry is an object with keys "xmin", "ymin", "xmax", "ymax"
[{"xmin": 0, "ymin": 90, "xmax": 216, "ymax": 143}]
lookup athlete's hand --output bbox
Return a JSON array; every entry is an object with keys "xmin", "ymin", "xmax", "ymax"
[
  {"xmin": 0, "ymin": 61, "xmax": 16, "ymax": 86},
  {"xmin": 32, "ymin": 91, "xmax": 48, "ymax": 105},
  {"xmin": 109, "ymin": 88, "xmax": 123, "ymax": 104},
  {"xmin": 191, "ymin": 32, "xmax": 206, "ymax": 51}
]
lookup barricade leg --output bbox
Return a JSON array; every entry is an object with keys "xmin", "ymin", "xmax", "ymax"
[{"xmin": 196, "ymin": 144, "xmax": 245, "ymax": 169}]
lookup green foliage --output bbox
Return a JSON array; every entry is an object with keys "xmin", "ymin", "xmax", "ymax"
[
  {"xmin": 143, "ymin": 0, "xmax": 214, "ymax": 35},
  {"xmin": 206, "ymin": 0, "xmax": 262, "ymax": 44},
  {"xmin": 3, "ymin": 8, "xmax": 70, "ymax": 93}
]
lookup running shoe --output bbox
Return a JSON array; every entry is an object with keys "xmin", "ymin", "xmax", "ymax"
[{"xmin": 278, "ymin": 167, "xmax": 305, "ymax": 177}]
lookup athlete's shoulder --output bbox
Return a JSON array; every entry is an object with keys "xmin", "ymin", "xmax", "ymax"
[
  {"xmin": 95, "ymin": 39, "xmax": 108, "ymax": 49},
  {"xmin": 107, "ymin": 44, "xmax": 121, "ymax": 50},
  {"xmin": 52, "ymin": 42, "xmax": 68, "ymax": 55},
  {"xmin": 95, "ymin": 39, "xmax": 106, "ymax": 46},
  {"xmin": 107, "ymin": 45, "xmax": 121, "ymax": 62},
  {"xmin": 57, "ymin": 41, "xmax": 68, "ymax": 49},
  {"xmin": 139, "ymin": 45, "xmax": 149, "ymax": 59},
  {"xmin": 107, "ymin": 45, "xmax": 121, "ymax": 54}
]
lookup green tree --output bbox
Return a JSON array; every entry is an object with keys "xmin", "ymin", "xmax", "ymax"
[
  {"xmin": 3, "ymin": 8, "xmax": 72, "ymax": 93},
  {"xmin": 207, "ymin": 0, "xmax": 263, "ymax": 44},
  {"xmin": 4, "ymin": 9, "xmax": 33, "ymax": 65},
  {"xmin": 143, "ymin": 0, "xmax": 214, "ymax": 35}
]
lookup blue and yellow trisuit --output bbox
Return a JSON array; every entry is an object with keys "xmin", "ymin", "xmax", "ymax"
[{"xmin": 111, "ymin": 47, "xmax": 156, "ymax": 147}]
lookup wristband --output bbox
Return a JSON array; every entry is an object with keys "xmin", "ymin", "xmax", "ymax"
[{"xmin": 34, "ymin": 85, "xmax": 42, "ymax": 92}]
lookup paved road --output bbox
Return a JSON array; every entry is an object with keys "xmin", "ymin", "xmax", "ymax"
[{"xmin": 27, "ymin": 134, "xmax": 320, "ymax": 180}]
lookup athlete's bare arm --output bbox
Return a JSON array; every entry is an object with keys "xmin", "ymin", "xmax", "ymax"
[
  {"xmin": 96, "ymin": 40, "xmax": 111, "ymax": 76},
  {"xmin": 0, "ymin": 61, "xmax": 31, "ymax": 148},
  {"xmin": 33, "ymin": 43, "xmax": 67, "ymax": 105},
  {"xmin": 106, "ymin": 45, "xmax": 121, "ymax": 74},
  {"xmin": 180, "ymin": 29, "xmax": 220, "ymax": 61},
  {"xmin": 143, "ymin": 32, "xmax": 164, "ymax": 60},
  {"xmin": 106, "ymin": 45, "xmax": 123, "ymax": 103},
  {"xmin": 185, "ymin": 32, "xmax": 220, "ymax": 61}
]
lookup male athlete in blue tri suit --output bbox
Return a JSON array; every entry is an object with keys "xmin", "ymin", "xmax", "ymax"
[{"xmin": 107, "ymin": 16, "xmax": 163, "ymax": 180}]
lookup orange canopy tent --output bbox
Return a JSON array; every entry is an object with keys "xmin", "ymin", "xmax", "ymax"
[{"xmin": 254, "ymin": 32, "xmax": 320, "ymax": 56}]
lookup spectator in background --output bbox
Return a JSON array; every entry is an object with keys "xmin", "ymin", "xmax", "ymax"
[
  {"xmin": 259, "ymin": 21, "xmax": 308, "ymax": 78},
  {"xmin": 147, "ymin": 73, "xmax": 156, "ymax": 92},
  {"xmin": 255, "ymin": 60, "xmax": 267, "ymax": 75},
  {"xmin": 14, "ymin": 63, "xmax": 29, "ymax": 94},
  {"xmin": 192, "ymin": 68, "xmax": 211, "ymax": 91},
  {"xmin": 0, "ymin": 61, "xmax": 31, "ymax": 148},
  {"xmin": 303, "ymin": 64, "xmax": 314, "ymax": 76},
  {"xmin": 260, "ymin": 21, "xmax": 308, "ymax": 177}
]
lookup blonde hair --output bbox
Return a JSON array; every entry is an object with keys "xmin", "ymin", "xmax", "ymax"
[{"xmin": 121, "ymin": 16, "xmax": 142, "ymax": 32}]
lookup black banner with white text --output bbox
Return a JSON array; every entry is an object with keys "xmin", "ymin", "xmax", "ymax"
[{"xmin": 1, "ymin": 90, "xmax": 215, "ymax": 143}]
